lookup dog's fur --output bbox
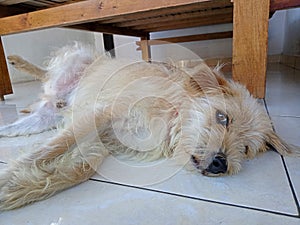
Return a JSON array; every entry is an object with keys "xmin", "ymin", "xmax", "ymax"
[
  {"xmin": 0, "ymin": 43, "xmax": 299, "ymax": 210},
  {"xmin": 0, "ymin": 43, "xmax": 97, "ymax": 136}
]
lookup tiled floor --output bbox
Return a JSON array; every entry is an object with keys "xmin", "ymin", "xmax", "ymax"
[{"xmin": 0, "ymin": 64, "xmax": 299, "ymax": 225}]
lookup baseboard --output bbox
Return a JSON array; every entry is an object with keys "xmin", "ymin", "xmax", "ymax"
[
  {"xmin": 280, "ymin": 54, "xmax": 300, "ymax": 70},
  {"xmin": 267, "ymin": 54, "xmax": 281, "ymax": 63},
  {"xmin": 203, "ymin": 54, "xmax": 300, "ymax": 72}
]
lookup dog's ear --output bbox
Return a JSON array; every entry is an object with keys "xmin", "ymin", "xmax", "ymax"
[
  {"xmin": 267, "ymin": 131, "xmax": 300, "ymax": 157},
  {"xmin": 185, "ymin": 63, "xmax": 228, "ymax": 96}
]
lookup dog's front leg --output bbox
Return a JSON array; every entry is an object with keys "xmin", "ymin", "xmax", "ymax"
[
  {"xmin": 0, "ymin": 101, "xmax": 60, "ymax": 137},
  {"xmin": 0, "ymin": 109, "xmax": 112, "ymax": 210}
]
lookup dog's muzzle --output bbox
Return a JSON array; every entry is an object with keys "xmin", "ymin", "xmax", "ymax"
[
  {"xmin": 204, "ymin": 153, "xmax": 227, "ymax": 175},
  {"xmin": 192, "ymin": 153, "xmax": 228, "ymax": 176}
]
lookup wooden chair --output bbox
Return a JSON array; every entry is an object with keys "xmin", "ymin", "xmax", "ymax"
[{"xmin": 0, "ymin": 0, "xmax": 299, "ymax": 100}]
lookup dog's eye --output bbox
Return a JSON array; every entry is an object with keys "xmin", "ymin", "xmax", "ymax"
[{"xmin": 216, "ymin": 110, "xmax": 229, "ymax": 127}]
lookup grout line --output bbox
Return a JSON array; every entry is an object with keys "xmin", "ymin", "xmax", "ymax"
[
  {"xmin": 90, "ymin": 178, "xmax": 300, "ymax": 219},
  {"xmin": 280, "ymin": 156, "xmax": 300, "ymax": 216},
  {"xmin": 270, "ymin": 115, "xmax": 300, "ymax": 119},
  {"xmin": 265, "ymin": 99, "xmax": 300, "ymax": 217}
]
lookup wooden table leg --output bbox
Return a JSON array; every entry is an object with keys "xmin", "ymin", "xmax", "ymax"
[
  {"xmin": 232, "ymin": 0, "xmax": 270, "ymax": 99},
  {"xmin": 140, "ymin": 34, "xmax": 151, "ymax": 62},
  {"xmin": 0, "ymin": 37, "xmax": 13, "ymax": 101}
]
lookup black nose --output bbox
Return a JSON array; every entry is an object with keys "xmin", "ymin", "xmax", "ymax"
[{"xmin": 206, "ymin": 154, "xmax": 227, "ymax": 174}]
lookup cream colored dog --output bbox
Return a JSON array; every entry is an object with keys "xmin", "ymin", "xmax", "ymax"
[{"xmin": 0, "ymin": 43, "xmax": 299, "ymax": 210}]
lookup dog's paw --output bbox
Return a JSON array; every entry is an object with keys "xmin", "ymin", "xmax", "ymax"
[
  {"xmin": 0, "ymin": 161, "xmax": 55, "ymax": 210},
  {"xmin": 0, "ymin": 166, "xmax": 35, "ymax": 210},
  {"xmin": 0, "ymin": 185, "xmax": 15, "ymax": 211},
  {"xmin": 0, "ymin": 187, "xmax": 26, "ymax": 211},
  {"xmin": 0, "ymin": 169, "xmax": 18, "ymax": 210},
  {"xmin": 7, "ymin": 55, "xmax": 24, "ymax": 66}
]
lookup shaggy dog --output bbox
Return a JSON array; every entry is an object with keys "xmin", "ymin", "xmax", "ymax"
[{"xmin": 0, "ymin": 43, "xmax": 299, "ymax": 210}]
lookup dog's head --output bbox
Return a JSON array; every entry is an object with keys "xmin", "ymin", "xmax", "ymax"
[{"xmin": 182, "ymin": 63, "xmax": 300, "ymax": 176}]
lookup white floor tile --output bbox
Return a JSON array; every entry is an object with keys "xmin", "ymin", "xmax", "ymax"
[
  {"xmin": 0, "ymin": 132, "xmax": 297, "ymax": 215},
  {"xmin": 271, "ymin": 116, "xmax": 300, "ymax": 205},
  {"xmin": 92, "ymin": 151, "xmax": 298, "ymax": 215},
  {"xmin": 0, "ymin": 104, "xmax": 19, "ymax": 125},
  {"xmin": 266, "ymin": 66, "xmax": 300, "ymax": 116},
  {"xmin": 271, "ymin": 116, "xmax": 300, "ymax": 147},
  {"xmin": 0, "ymin": 180, "xmax": 299, "ymax": 225},
  {"xmin": 285, "ymin": 157, "xmax": 300, "ymax": 205},
  {"xmin": 0, "ymin": 80, "xmax": 42, "ymax": 128},
  {"xmin": 0, "ymin": 80, "xmax": 54, "ymax": 162},
  {"xmin": 2, "ymin": 81, "xmax": 42, "ymax": 108},
  {"xmin": 0, "ymin": 131, "xmax": 56, "ymax": 162}
]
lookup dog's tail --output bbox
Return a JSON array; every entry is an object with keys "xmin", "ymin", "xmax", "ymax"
[
  {"xmin": 0, "ymin": 120, "xmax": 109, "ymax": 210},
  {"xmin": 7, "ymin": 55, "xmax": 47, "ymax": 81}
]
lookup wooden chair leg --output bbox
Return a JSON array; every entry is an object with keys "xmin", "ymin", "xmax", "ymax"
[
  {"xmin": 232, "ymin": 0, "xmax": 270, "ymax": 98},
  {"xmin": 0, "ymin": 37, "xmax": 13, "ymax": 101},
  {"xmin": 103, "ymin": 33, "xmax": 116, "ymax": 58},
  {"xmin": 140, "ymin": 34, "xmax": 151, "ymax": 62}
]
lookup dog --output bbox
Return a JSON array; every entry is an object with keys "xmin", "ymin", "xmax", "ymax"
[{"xmin": 0, "ymin": 42, "xmax": 299, "ymax": 210}]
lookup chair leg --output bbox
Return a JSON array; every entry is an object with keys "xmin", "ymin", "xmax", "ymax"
[
  {"xmin": 0, "ymin": 37, "xmax": 13, "ymax": 101},
  {"xmin": 140, "ymin": 34, "xmax": 151, "ymax": 62},
  {"xmin": 232, "ymin": 0, "xmax": 270, "ymax": 98}
]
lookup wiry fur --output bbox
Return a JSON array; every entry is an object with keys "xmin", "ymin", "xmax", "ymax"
[
  {"xmin": 0, "ymin": 43, "xmax": 97, "ymax": 136},
  {"xmin": 0, "ymin": 43, "xmax": 299, "ymax": 210}
]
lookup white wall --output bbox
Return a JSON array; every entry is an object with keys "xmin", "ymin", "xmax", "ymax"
[
  {"xmin": 151, "ymin": 23, "xmax": 233, "ymax": 60},
  {"xmin": 268, "ymin": 10, "xmax": 286, "ymax": 55},
  {"xmin": 113, "ymin": 10, "xmax": 290, "ymax": 62},
  {"xmin": 2, "ymin": 28, "xmax": 99, "ymax": 83},
  {"xmin": 113, "ymin": 23, "xmax": 233, "ymax": 62},
  {"xmin": 3, "ymin": 8, "xmax": 298, "ymax": 84},
  {"xmin": 113, "ymin": 35, "xmax": 141, "ymax": 60},
  {"xmin": 283, "ymin": 8, "xmax": 300, "ymax": 55}
]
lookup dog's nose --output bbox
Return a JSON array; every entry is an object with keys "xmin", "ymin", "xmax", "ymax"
[{"xmin": 206, "ymin": 154, "xmax": 227, "ymax": 174}]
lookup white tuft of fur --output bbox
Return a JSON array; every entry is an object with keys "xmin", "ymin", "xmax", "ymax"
[{"xmin": 0, "ymin": 42, "xmax": 97, "ymax": 137}]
